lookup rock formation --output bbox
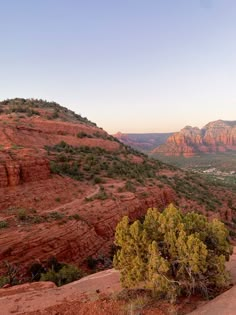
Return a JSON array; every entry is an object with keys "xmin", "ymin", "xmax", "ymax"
[{"xmin": 152, "ymin": 120, "xmax": 236, "ymax": 156}]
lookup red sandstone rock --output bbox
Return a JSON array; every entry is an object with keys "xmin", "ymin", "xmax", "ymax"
[
  {"xmin": 0, "ymin": 269, "xmax": 122, "ymax": 314},
  {"xmin": 0, "ymin": 158, "xmax": 50, "ymax": 187},
  {"xmin": 0, "ymin": 164, "xmax": 8, "ymax": 187},
  {"xmin": 153, "ymin": 120, "xmax": 236, "ymax": 156},
  {"xmin": 0, "ymin": 182, "xmax": 175, "ymax": 270},
  {"xmin": 0, "ymin": 249, "xmax": 236, "ymax": 315}
]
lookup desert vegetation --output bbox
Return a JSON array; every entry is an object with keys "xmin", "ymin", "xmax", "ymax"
[
  {"xmin": 114, "ymin": 205, "xmax": 232, "ymax": 302},
  {"xmin": 0, "ymin": 98, "xmax": 97, "ymax": 126},
  {"xmin": 45, "ymin": 140, "xmax": 236, "ymax": 217},
  {"xmin": 0, "ymin": 257, "xmax": 83, "ymax": 288},
  {"xmin": 0, "ymin": 207, "xmax": 88, "ymax": 229},
  {"xmin": 0, "ymin": 220, "xmax": 8, "ymax": 229},
  {"xmin": 39, "ymin": 257, "xmax": 83, "ymax": 286},
  {"xmin": 45, "ymin": 140, "xmax": 163, "ymax": 184}
]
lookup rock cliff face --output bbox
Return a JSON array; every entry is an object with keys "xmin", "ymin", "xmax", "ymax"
[
  {"xmin": 152, "ymin": 120, "xmax": 236, "ymax": 156},
  {"xmin": 0, "ymin": 185, "xmax": 175, "ymax": 269},
  {"xmin": 0, "ymin": 158, "xmax": 50, "ymax": 187}
]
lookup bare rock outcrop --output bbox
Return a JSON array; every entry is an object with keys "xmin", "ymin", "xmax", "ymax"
[
  {"xmin": 0, "ymin": 158, "xmax": 50, "ymax": 187},
  {"xmin": 0, "ymin": 184, "xmax": 175, "ymax": 270}
]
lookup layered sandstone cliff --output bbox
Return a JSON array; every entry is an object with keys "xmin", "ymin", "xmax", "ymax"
[
  {"xmin": 0, "ymin": 157, "xmax": 50, "ymax": 187},
  {"xmin": 0, "ymin": 183, "xmax": 175, "ymax": 269},
  {"xmin": 152, "ymin": 120, "xmax": 236, "ymax": 156}
]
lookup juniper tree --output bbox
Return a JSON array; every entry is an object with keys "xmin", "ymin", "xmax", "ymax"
[{"xmin": 113, "ymin": 204, "xmax": 232, "ymax": 300}]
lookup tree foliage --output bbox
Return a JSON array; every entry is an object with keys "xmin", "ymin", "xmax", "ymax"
[
  {"xmin": 40, "ymin": 264, "xmax": 82, "ymax": 286},
  {"xmin": 113, "ymin": 204, "xmax": 232, "ymax": 301}
]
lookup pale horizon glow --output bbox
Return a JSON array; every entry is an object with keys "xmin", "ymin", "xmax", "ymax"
[{"xmin": 1, "ymin": 0, "xmax": 236, "ymax": 134}]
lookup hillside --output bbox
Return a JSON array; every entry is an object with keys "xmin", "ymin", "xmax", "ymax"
[
  {"xmin": 152, "ymin": 120, "xmax": 236, "ymax": 157},
  {"xmin": 0, "ymin": 99, "xmax": 236, "ymax": 282},
  {"xmin": 114, "ymin": 131, "xmax": 173, "ymax": 152}
]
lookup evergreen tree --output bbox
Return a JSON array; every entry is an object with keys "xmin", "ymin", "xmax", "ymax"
[{"xmin": 114, "ymin": 204, "xmax": 232, "ymax": 300}]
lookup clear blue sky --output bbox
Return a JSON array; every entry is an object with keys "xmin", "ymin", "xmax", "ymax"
[{"xmin": 1, "ymin": 0, "xmax": 236, "ymax": 133}]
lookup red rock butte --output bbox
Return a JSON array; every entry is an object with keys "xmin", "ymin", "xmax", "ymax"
[{"xmin": 152, "ymin": 120, "xmax": 236, "ymax": 157}]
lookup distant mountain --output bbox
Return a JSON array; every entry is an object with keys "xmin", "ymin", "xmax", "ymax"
[
  {"xmin": 152, "ymin": 120, "xmax": 236, "ymax": 157},
  {"xmin": 113, "ymin": 132, "xmax": 173, "ymax": 152}
]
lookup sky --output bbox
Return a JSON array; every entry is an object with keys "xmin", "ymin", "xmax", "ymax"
[{"xmin": 1, "ymin": 0, "xmax": 236, "ymax": 134}]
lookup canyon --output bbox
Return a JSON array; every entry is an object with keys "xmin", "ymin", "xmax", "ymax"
[
  {"xmin": 114, "ymin": 132, "xmax": 173, "ymax": 152},
  {"xmin": 0, "ymin": 99, "xmax": 236, "ymax": 295}
]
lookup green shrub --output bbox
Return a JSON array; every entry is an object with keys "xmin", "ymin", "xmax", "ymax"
[
  {"xmin": 71, "ymin": 214, "xmax": 82, "ymax": 221},
  {"xmin": 58, "ymin": 265, "xmax": 82, "ymax": 284},
  {"xmin": 49, "ymin": 161, "xmax": 83, "ymax": 181},
  {"xmin": 95, "ymin": 186, "xmax": 108, "ymax": 200},
  {"xmin": 51, "ymin": 109, "xmax": 59, "ymax": 119},
  {"xmin": 1, "ymin": 262, "xmax": 20, "ymax": 286},
  {"xmin": 11, "ymin": 144, "xmax": 24, "ymax": 150},
  {"xmin": 77, "ymin": 131, "xmax": 91, "ymax": 138},
  {"xmin": 46, "ymin": 256, "xmax": 62, "ymax": 272},
  {"xmin": 124, "ymin": 180, "xmax": 136, "ymax": 192},
  {"xmin": 114, "ymin": 204, "xmax": 232, "ymax": 302},
  {"xmin": 0, "ymin": 220, "xmax": 8, "ymax": 229},
  {"xmin": 29, "ymin": 263, "xmax": 45, "ymax": 281},
  {"xmin": 17, "ymin": 208, "xmax": 28, "ymax": 221},
  {"xmin": 48, "ymin": 212, "xmax": 64, "ymax": 220},
  {"xmin": 86, "ymin": 256, "xmax": 98, "ymax": 269},
  {"xmin": 40, "ymin": 264, "xmax": 82, "ymax": 286},
  {"xmin": 229, "ymin": 230, "xmax": 236, "ymax": 237},
  {"xmin": 93, "ymin": 176, "xmax": 102, "ymax": 184},
  {"xmin": 0, "ymin": 276, "xmax": 9, "ymax": 288},
  {"xmin": 40, "ymin": 269, "xmax": 58, "ymax": 284}
]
